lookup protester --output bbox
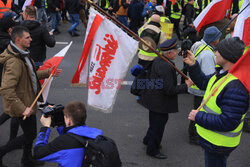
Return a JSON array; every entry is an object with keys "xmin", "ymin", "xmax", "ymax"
[
  {"xmin": 47, "ymin": 0, "xmax": 61, "ymax": 34},
  {"xmin": 184, "ymin": 37, "xmax": 249, "ymax": 167},
  {"xmin": 33, "ymin": 101, "xmax": 103, "ymax": 166},
  {"xmin": 21, "ymin": 6, "xmax": 55, "ymax": 69},
  {"xmin": 0, "ymin": 26, "xmax": 62, "ymax": 167},
  {"xmin": 142, "ymin": 38, "xmax": 193, "ymax": 159},
  {"xmin": 142, "ymin": 0, "xmax": 157, "ymax": 19},
  {"xmin": 34, "ymin": 0, "xmax": 49, "ymax": 27},
  {"xmin": 127, "ymin": 0, "xmax": 144, "ymax": 33},
  {"xmin": 65, "ymin": 0, "xmax": 81, "ymax": 36},
  {"xmin": 115, "ymin": 0, "xmax": 129, "ymax": 27},
  {"xmin": 137, "ymin": 14, "xmax": 167, "ymax": 68},
  {"xmin": 170, "ymin": 0, "xmax": 182, "ymax": 40},
  {"xmin": 188, "ymin": 26, "xmax": 221, "ymax": 145}
]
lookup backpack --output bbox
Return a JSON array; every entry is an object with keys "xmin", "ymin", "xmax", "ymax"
[
  {"xmin": 138, "ymin": 29, "xmax": 161, "ymax": 53},
  {"xmin": 68, "ymin": 133, "xmax": 122, "ymax": 167}
]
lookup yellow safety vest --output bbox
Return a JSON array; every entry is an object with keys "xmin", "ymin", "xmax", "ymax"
[
  {"xmin": 196, "ymin": 74, "xmax": 246, "ymax": 147},
  {"xmin": 189, "ymin": 44, "xmax": 215, "ymax": 91},
  {"xmin": 170, "ymin": 1, "xmax": 181, "ymax": 19},
  {"xmin": 99, "ymin": 0, "xmax": 109, "ymax": 10}
]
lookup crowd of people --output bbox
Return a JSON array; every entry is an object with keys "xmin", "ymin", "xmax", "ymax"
[{"xmin": 0, "ymin": 0, "xmax": 249, "ymax": 167}]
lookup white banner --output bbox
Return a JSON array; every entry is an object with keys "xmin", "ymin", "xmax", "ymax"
[{"xmin": 87, "ymin": 8, "xmax": 138, "ymax": 112}]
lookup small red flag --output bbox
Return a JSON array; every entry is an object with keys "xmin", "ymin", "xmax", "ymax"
[{"xmin": 229, "ymin": 48, "xmax": 250, "ymax": 92}]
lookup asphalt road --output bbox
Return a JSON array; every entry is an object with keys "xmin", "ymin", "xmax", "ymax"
[{"xmin": 0, "ymin": 21, "xmax": 249, "ymax": 167}]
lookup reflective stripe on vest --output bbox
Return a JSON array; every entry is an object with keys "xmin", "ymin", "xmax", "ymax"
[
  {"xmin": 139, "ymin": 49, "xmax": 158, "ymax": 57},
  {"xmin": 189, "ymin": 44, "xmax": 214, "ymax": 91},
  {"xmin": 196, "ymin": 74, "xmax": 246, "ymax": 147},
  {"xmin": 170, "ymin": 2, "xmax": 181, "ymax": 19},
  {"xmin": 0, "ymin": 0, "xmax": 11, "ymax": 18}
]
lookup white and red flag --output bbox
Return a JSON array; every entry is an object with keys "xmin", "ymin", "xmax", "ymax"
[
  {"xmin": 194, "ymin": 0, "xmax": 233, "ymax": 32},
  {"xmin": 22, "ymin": 0, "xmax": 35, "ymax": 11},
  {"xmin": 72, "ymin": 8, "xmax": 138, "ymax": 112},
  {"xmin": 233, "ymin": 0, "xmax": 250, "ymax": 48},
  {"xmin": 39, "ymin": 41, "xmax": 72, "ymax": 103}
]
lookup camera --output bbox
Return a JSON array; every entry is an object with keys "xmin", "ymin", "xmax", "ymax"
[
  {"xmin": 41, "ymin": 104, "xmax": 65, "ymax": 127},
  {"xmin": 179, "ymin": 39, "xmax": 193, "ymax": 58}
]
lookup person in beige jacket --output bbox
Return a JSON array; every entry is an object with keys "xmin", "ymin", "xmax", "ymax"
[
  {"xmin": 137, "ymin": 14, "xmax": 167, "ymax": 68},
  {"xmin": 0, "ymin": 25, "xmax": 62, "ymax": 167}
]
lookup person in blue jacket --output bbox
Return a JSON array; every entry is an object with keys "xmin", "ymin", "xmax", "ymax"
[
  {"xmin": 33, "ymin": 101, "xmax": 103, "ymax": 167},
  {"xmin": 184, "ymin": 37, "xmax": 249, "ymax": 167}
]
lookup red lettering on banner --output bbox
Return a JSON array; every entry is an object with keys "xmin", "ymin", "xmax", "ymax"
[{"xmin": 89, "ymin": 34, "xmax": 118, "ymax": 94}]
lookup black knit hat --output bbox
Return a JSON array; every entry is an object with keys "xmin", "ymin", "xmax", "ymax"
[{"xmin": 217, "ymin": 37, "xmax": 245, "ymax": 63}]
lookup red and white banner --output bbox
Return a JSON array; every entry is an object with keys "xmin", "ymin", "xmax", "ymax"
[
  {"xmin": 194, "ymin": 0, "xmax": 233, "ymax": 32},
  {"xmin": 233, "ymin": 0, "xmax": 250, "ymax": 47},
  {"xmin": 72, "ymin": 8, "xmax": 138, "ymax": 112},
  {"xmin": 38, "ymin": 41, "xmax": 72, "ymax": 103},
  {"xmin": 22, "ymin": 0, "xmax": 35, "ymax": 11}
]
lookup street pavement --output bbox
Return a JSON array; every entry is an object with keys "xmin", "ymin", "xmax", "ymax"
[{"xmin": 0, "ymin": 21, "xmax": 249, "ymax": 167}]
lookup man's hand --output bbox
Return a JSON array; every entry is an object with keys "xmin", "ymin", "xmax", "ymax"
[
  {"xmin": 184, "ymin": 50, "xmax": 196, "ymax": 66},
  {"xmin": 40, "ymin": 115, "xmax": 51, "ymax": 127},
  {"xmin": 23, "ymin": 107, "xmax": 33, "ymax": 117},
  {"xmin": 49, "ymin": 65, "xmax": 62, "ymax": 77},
  {"xmin": 188, "ymin": 109, "xmax": 199, "ymax": 121},
  {"xmin": 185, "ymin": 78, "xmax": 194, "ymax": 87}
]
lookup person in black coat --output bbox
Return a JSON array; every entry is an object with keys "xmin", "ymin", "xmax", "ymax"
[
  {"xmin": 21, "ymin": 6, "xmax": 56, "ymax": 69},
  {"xmin": 142, "ymin": 38, "xmax": 193, "ymax": 159},
  {"xmin": 127, "ymin": 0, "xmax": 144, "ymax": 33}
]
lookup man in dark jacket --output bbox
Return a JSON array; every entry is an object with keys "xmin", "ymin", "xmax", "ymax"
[
  {"xmin": 0, "ymin": 18, "xmax": 17, "ymax": 54},
  {"xmin": 184, "ymin": 37, "xmax": 249, "ymax": 167},
  {"xmin": 34, "ymin": 101, "xmax": 103, "ymax": 167},
  {"xmin": 65, "ymin": 0, "xmax": 81, "ymax": 36},
  {"xmin": 21, "ymin": 5, "xmax": 55, "ymax": 68},
  {"xmin": 142, "ymin": 38, "xmax": 193, "ymax": 159},
  {"xmin": 34, "ymin": 0, "xmax": 48, "ymax": 27},
  {"xmin": 47, "ymin": 0, "xmax": 61, "ymax": 34}
]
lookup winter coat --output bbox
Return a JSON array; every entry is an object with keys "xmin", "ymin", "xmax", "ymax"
[
  {"xmin": 21, "ymin": 20, "xmax": 55, "ymax": 62},
  {"xmin": 188, "ymin": 61, "xmax": 249, "ymax": 154},
  {"xmin": 0, "ymin": 44, "xmax": 50, "ymax": 117},
  {"xmin": 127, "ymin": 0, "xmax": 143, "ymax": 21},
  {"xmin": 65, "ymin": 0, "xmax": 81, "ymax": 14},
  {"xmin": 142, "ymin": 57, "xmax": 188, "ymax": 114},
  {"xmin": 47, "ymin": 0, "xmax": 60, "ymax": 13},
  {"xmin": 34, "ymin": 125, "xmax": 103, "ymax": 167}
]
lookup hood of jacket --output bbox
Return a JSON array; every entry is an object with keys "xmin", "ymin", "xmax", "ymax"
[
  {"xmin": 21, "ymin": 20, "xmax": 41, "ymax": 31},
  {"xmin": 67, "ymin": 125, "xmax": 103, "ymax": 139},
  {"xmin": 0, "ymin": 42, "xmax": 29, "ymax": 64}
]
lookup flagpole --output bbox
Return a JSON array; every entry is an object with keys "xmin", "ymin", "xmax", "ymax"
[
  {"xmin": 23, "ymin": 73, "xmax": 54, "ymax": 120},
  {"xmin": 86, "ymin": 0, "xmax": 189, "ymax": 80}
]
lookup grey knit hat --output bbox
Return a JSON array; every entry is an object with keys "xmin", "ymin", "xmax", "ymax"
[{"xmin": 217, "ymin": 37, "xmax": 245, "ymax": 63}]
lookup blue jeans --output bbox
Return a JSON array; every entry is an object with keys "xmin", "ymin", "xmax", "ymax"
[
  {"xmin": 36, "ymin": 8, "xmax": 48, "ymax": 27},
  {"xmin": 69, "ymin": 14, "xmax": 80, "ymax": 34},
  {"xmin": 205, "ymin": 150, "xmax": 229, "ymax": 167},
  {"xmin": 50, "ymin": 12, "xmax": 61, "ymax": 30},
  {"xmin": 117, "ymin": 15, "xmax": 128, "ymax": 27}
]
